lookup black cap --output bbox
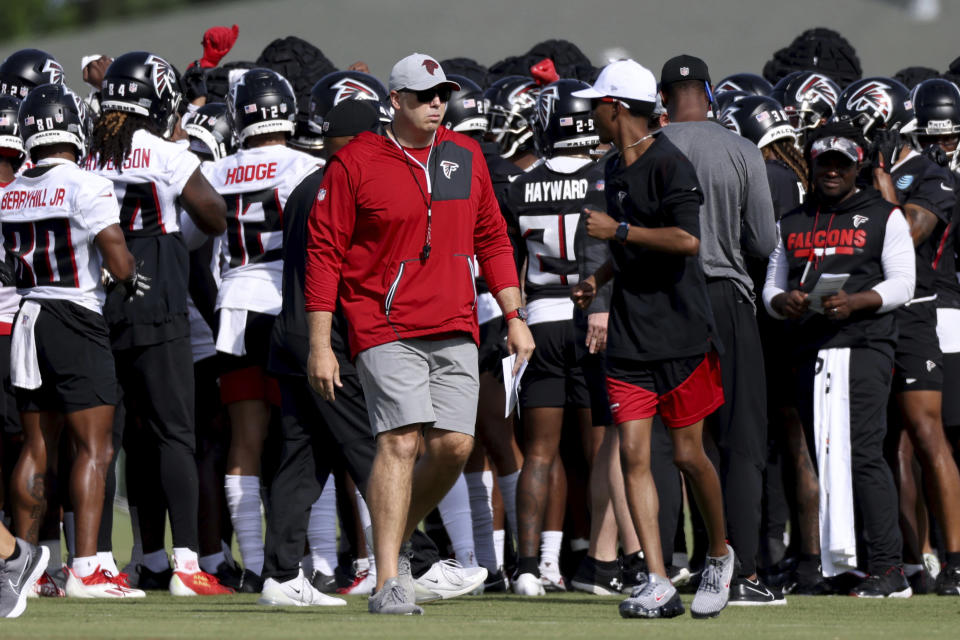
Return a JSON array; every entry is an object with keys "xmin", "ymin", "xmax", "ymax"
[
  {"xmin": 660, "ymin": 55, "xmax": 711, "ymax": 87},
  {"xmin": 321, "ymin": 99, "xmax": 379, "ymax": 138}
]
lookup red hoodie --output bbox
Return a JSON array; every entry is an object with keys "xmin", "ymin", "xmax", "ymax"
[{"xmin": 305, "ymin": 127, "xmax": 518, "ymax": 356}]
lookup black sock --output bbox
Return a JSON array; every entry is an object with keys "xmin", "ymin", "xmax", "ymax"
[
  {"xmin": 946, "ymin": 552, "xmax": 960, "ymax": 568},
  {"xmin": 5, "ymin": 540, "xmax": 22, "ymax": 562},
  {"xmin": 797, "ymin": 553, "xmax": 821, "ymax": 578},
  {"xmin": 518, "ymin": 556, "xmax": 539, "ymax": 576}
]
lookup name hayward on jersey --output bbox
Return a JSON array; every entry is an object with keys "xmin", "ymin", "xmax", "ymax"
[
  {"xmin": 203, "ymin": 144, "xmax": 320, "ymax": 314},
  {"xmin": 0, "ymin": 159, "xmax": 120, "ymax": 313},
  {"xmin": 85, "ymin": 129, "xmax": 200, "ymax": 236}
]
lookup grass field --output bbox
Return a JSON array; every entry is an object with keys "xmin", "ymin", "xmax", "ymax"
[{"xmin": 3, "ymin": 591, "xmax": 960, "ymax": 640}]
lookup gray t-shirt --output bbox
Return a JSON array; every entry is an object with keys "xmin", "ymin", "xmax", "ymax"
[{"xmin": 662, "ymin": 121, "xmax": 777, "ymax": 303}]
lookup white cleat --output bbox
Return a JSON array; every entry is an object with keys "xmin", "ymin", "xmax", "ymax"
[
  {"xmin": 258, "ymin": 569, "xmax": 347, "ymax": 607},
  {"xmin": 64, "ymin": 566, "xmax": 146, "ymax": 598},
  {"xmin": 512, "ymin": 572, "xmax": 545, "ymax": 596},
  {"xmin": 413, "ymin": 559, "xmax": 487, "ymax": 603}
]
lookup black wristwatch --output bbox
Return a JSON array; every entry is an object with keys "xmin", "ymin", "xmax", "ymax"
[{"xmin": 615, "ymin": 221, "xmax": 630, "ymax": 244}]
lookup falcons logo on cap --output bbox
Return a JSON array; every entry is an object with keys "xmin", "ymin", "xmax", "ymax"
[
  {"xmin": 145, "ymin": 54, "xmax": 175, "ymax": 98},
  {"xmin": 537, "ymin": 85, "xmax": 559, "ymax": 129},
  {"xmin": 42, "ymin": 59, "xmax": 64, "ymax": 85},
  {"xmin": 330, "ymin": 78, "xmax": 379, "ymax": 105},
  {"xmin": 422, "ymin": 59, "xmax": 439, "ymax": 75},
  {"xmin": 796, "ymin": 73, "xmax": 838, "ymax": 107},
  {"xmin": 845, "ymin": 81, "xmax": 893, "ymax": 121}
]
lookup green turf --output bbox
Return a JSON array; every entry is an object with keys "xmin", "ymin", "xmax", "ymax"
[{"xmin": 3, "ymin": 592, "xmax": 959, "ymax": 639}]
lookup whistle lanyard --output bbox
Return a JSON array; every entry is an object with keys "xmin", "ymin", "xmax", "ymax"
[
  {"xmin": 799, "ymin": 206, "xmax": 837, "ymax": 289},
  {"xmin": 389, "ymin": 124, "xmax": 437, "ymax": 261}
]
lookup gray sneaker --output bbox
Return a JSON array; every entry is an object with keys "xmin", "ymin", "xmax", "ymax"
[
  {"xmin": 397, "ymin": 542, "xmax": 416, "ymax": 602},
  {"xmin": 691, "ymin": 544, "xmax": 736, "ymax": 618},
  {"xmin": 619, "ymin": 572, "xmax": 684, "ymax": 619},
  {"xmin": 368, "ymin": 577, "xmax": 423, "ymax": 615},
  {"xmin": 0, "ymin": 539, "xmax": 50, "ymax": 618}
]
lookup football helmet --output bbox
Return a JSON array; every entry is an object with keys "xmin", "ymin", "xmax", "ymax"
[
  {"xmin": 307, "ymin": 70, "xmax": 391, "ymax": 136},
  {"xmin": 442, "ymin": 74, "xmax": 487, "ymax": 135},
  {"xmin": 534, "ymin": 79, "xmax": 598, "ymax": 156},
  {"xmin": 184, "ymin": 102, "xmax": 237, "ymax": 161},
  {"xmin": 19, "ymin": 83, "xmax": 88, "ymax": 158},
  {"xmin": 910, "ymin": 78, "xmax": 960, "ymax": 136},
  {"xmin": 100, "ymin": 51, "xmax": 183, "ymax": 137},
  {"xmin": 228, "ymin": 68, "xmax": 297, "ymax": 143},
  {"xmin": 0, "ymin": 95, "xmax": 24, "ymax": 156},
  {"xmin": 483, "ymin": 75, "xmax": 539, "ymax": 158},
  {"xmin": 771, "ymin": 71, "xmax": 841, "ymax": 134},
  {"xmin": 720, "ymin": 95, "xmax": 796, "ymax": 149},
  {"xmin": 832, "ymin": 77, "xmax": 916, "ymax": 140},
  {"xmin": 714, "ymin": 73, "xmax": 774, "ymax": 96},
  {"xmin": 0, "ymin": 49, "xmax": 64, "ymax": 99},
  {"xmin": 713, "ymin": 90, "xmax": 750, "ymax": 120}
]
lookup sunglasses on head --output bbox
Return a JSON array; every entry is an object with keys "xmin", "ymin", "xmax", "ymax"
[{"xmin": 401, "ymin": 86, "xmax": 452, "ymax": 103}]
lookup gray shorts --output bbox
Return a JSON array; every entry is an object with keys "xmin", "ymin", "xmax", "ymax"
[{"xmin": 355, "ymin": 336, "xmax": 479, "ymax": 436}]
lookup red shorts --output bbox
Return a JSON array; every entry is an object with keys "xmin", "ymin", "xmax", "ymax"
[{"xmin": 605, "ymin": 351, "xmax": 724, "ymax": 428}]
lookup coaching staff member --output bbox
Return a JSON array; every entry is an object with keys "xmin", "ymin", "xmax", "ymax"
[
  {"xmin": 305, "ymin": 53, "xmax": 533, "ymax": 615},
  {"xmin": 659, "ymin": 55, "xmax": 779, "ymax": 603}
]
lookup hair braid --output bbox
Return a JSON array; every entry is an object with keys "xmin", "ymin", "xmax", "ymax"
[
  {"xmin": 90, "ymin": 111, "xmax": 160, "ymax": 172},
  {"xmin": 764, "ymin": 139, "xmax": 810, "ymax": 193}
]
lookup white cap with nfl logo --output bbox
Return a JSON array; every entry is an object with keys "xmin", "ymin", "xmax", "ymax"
[
  {"xmin": 389, "ymin": 53, "xmax": 461, "ymax": 92},
  {"xmin": 572, "ymin": 59, "xmax": 657, "ymax": 102}
]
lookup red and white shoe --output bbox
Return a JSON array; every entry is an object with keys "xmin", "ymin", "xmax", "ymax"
[
  {"xmin": 64, "ymin": 567, "xmax": 146, "ymax": 598},
  {"xmin": 28, "ymin": 571, "xmax": 66, "ymax": 598},
  {"xmin": 169, "ymin": 557, "xmax": 234, "ymax": 596},
  {"xmin": 336, "ymin": 568, "xmax": 375, "ymax": 595}
]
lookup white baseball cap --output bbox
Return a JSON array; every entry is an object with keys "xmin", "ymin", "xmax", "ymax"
[
  {"xmin": 388, "ymin": 53, "xmax": 461, "ymax": 92},
  {"xmin": 572, "ymin": 59, "xmax": 657, "ymax": 103}
]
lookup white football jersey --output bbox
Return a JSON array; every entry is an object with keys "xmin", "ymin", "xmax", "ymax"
[
  {"xmin": 0, "ymin": 159, "xmax": 120, "ymax": 313},
  {"xmin": 86, "ymin": 128, "xmax": 199, "ymax": 236},
  {"xmin": 203, "ymin": 144, "xmax": 319, "ymax": 314}
]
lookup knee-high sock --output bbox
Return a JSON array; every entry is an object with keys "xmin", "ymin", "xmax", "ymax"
[
  {"xmin": 497, "ymin": 471, "xmax": 520, "ymax": 542},
  {"xmin": 224, "ymin": 474, "xmax": 263, "ymax": 575},
  {"xmin": 438, "ymin": 473, "xmax": 477, "ymax": 567},
  {"xmin": 308, "ymin": 475, "xmax": 339, "ymax": 576},
  {"xmin": 493, "ymin": 529, "xmax": 505, "ymax": 569},
  {"xmin": 540, "ymin": 530, "xmax": 563, "ymax": 576},
  {"xmin": 465, "ymin": 470, "xmax": 498, "ymax": 572}
]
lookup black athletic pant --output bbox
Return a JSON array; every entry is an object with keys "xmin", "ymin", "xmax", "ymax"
[
  {"xmin": 797, "ymin": 347, "xmax": 903, "ymax": 575},
  {"xmin": 114, "ymin": 337, "xmax": 199, "ymax": 551},
  {"xmin": 263, "ymin": 373, "xmax": 440, "ymax": 582}
]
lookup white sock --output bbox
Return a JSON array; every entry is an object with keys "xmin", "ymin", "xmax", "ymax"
[
  {"xmin": 493, "ymin": 529, "xmax": 505, "ymax": 569},
  {"xmin": 40, "ymin": 539, "xmax": 61, "ymax": 573},
  {"xmin": 225, "ymin": 474, "xmax": 264, "ymax": 575},
  {"xmin": 199, "ymin": 552, "xmax": 225, "ymax": 575},
  {"xmin": 904, "ymin": 563, "xmax": 924, "ymax": 577},
  {"xmin": 142, "ymin": 549, "xmax": 169, "ymax": 573},
  {"xmin": 465, "ymin": 470, "xmax": 498, "ymax": 572},
  {"xmin": 173, "ymin": 547, "xmax": 199, "ymax": 574},
  {"xmin": 308, "ymin": 475, "xmax": 339, "ymax": 575},
  {"xmin": 97, "ymin": 551, "xmax": 119, "ymax": 575},
  {"xmin": 438, "ymin": 474, "xmax": 477, "ymax": 567},
  {"xmin": 540, "ymin": 530, "xmax": 563, "ymax": 576},
  {"xmin": 497, "ymin": 471, "xmax": 520, "ymax": 542},
  {"xmin": 63, "ymin": 512, "xmax": 76, "ymax": 562},
  {"xmin": 72, "ymin": 555, "xmax": 98, "ymax": 579}
]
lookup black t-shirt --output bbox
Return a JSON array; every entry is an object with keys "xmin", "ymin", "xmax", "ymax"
[
  {"xmin": 937, "ymin": 196, "xmax": 960, "ymax": 309},
  {"xmin": 267, "ymin": 168, "xmax": 355, "ymax": 378},
  {"xmin": 603, "ymin": 133, "xmax": 716, "ymax": 362},
  {"xmin": 765, "ymin": 159, "xmax": 804, "ymax": 222},
  {"xmin": 480, "ymin": 140, "xmax": 523, "ymax": 295}
]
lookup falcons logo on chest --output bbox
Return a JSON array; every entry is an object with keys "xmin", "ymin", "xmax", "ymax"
[{"xmin": 440, "ymin": 160, "xmax": 459, "ymax": 179}]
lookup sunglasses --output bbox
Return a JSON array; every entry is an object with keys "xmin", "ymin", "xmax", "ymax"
[
  {"xmin": 590, "ymin": 96, "xmax": 619, "ymax": 109},
  {"xmin": 401, "ymin": 87, "xmax": 452, "ymax": 103}
]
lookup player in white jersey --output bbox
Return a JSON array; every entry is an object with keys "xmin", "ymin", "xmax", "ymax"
[
  {"xmin": 85, "ymin": 52, "xmax": 230, "ymax": 596},
  {"xmin": 0, "ymin": 83, "xmax": 144, "ymax": 598},
  {"xmin": 203, "ymin": 68, "xmax": 319, "ymax": 590}
]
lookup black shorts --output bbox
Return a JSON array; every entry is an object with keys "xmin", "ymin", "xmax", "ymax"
[
  {"xmin": 519, "ymin": 319, "xmax": 590, "ymax": 409},
  {"xmin": 16, "ymin": 300, "xmax": 119, "ymax": 413},
  {"xmin": 0, "ymin": 334, "xmax": 20, "ymax": 433},
  {"xmin": 893, "ymin": 304, "xmax": 943, "ymax": 393},
  {"xmin": 478, "ymin": 315, "xmax": 508, "ymax": 378}
]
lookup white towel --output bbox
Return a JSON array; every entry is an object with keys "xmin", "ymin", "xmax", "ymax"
[
  {"xmin": 10, "ymin": 300, "xmax": 42, "ymax": 390},
  {"xmin": 813, "ymin": 347, "xmax": 858, "ymax": 577},
  {"xmin": 215, "ymin": 307, "xmax": 248, "ymax": 357}
]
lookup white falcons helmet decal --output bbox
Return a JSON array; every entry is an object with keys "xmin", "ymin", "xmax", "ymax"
[
  {"xmin": 796, "ymin": 73, "xmax": 838, "ymax": 107},
  {"xmin": 508, "ymin": 83, "xmax": 537, "ymax": 110},
  {"xmin": 720, "ymin": 105, "xmax": 741, "ymax": 135},
  {"xmin": 537, "ymin": 85, "xmax": 559, "ymax": 129},
  {"xmin": 330, "ymin": 78, "xmax": 379, "ymax": 105},
  {"xmin": 715, "ymin": 80, "xmax": 744, "ymax": 93},
  {"xmin": 145, "ymin": 54, "xmax": 176, "ymax": 98},
  {"xmin": 845, "ymin": 81, "xmax": 893, "ymax": 121},
  {"xmin": 42, "ymin": 59, "xmax": 64, "ymax": 85}
]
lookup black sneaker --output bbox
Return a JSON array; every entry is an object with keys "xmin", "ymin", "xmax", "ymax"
[
  {"xmin": 786, "ymin": 572, "xmax": 834, "ymax": 596},
  {"xmin": 483, "ymin": 569, "xmax": 510, "ymax": 593},
  {"xmin": 728, "ymin": 576, "xmax": 786, "ymax": 606},
  {"xmin": 239, "ymin": 569, "xmax": 265, "ymax": 593},
  {"xmin": 935, "ymin": 563, "xmax": 960, "ymax": 596},
  {"xmin": 310, "ymin": 570, "xmax": 337, "ymax": 594},
  {"xmin": 908, "ymin": 568, "xmax": 934, "ymax": 595},
  {"xmin": 214, "ymin": 561, "xmax": 243, "ymax": 591},
  {"xmin": 570, "ymin": 556, "xmax": 623, "ymax": 595},
  {"xmin": 850, "ymin": 567, "xmax": 912, "ymax": 598},
  {"xmin": 137, "ymin": 565, "xmax": 173, "ymax": 590}
]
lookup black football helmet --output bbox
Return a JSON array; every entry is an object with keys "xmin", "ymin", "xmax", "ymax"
[
  {"xmin": 228, "ymin": 68, "xmax": 297, "ymax": 144},
  {"xmin": 184, "ymin": 102, "xmax": 237, "ymax": 161},
  {"xmin": 0, "ymin": 95, "xmax": 23, "ymax": 157},
  {"xmin": 483, "ymin": 75, "xmax": 539, "ymax": 158},
  {"xmin": 441, "ymin": 74, "xmax": 486, "ymax": 135},
  {"xmin": 910, "ymin": 78, "xmax": 960, "ymax": 136},
  {"xmin": 0, "ymin": 49, "xmax": 64, "ymax": 99},
  {"xmin": 714, "ymin": 73, "xmax": 774, "ymax": 96},
  {"xmin": 771, "ymin": 71, "xmax": 841, "ymax": 134},
  {"xmin": 100, "ymin": 52, "xmax": 182, "ymax": 137},
  {"xmin": 534, "ymin": 79, "xmax": 598, "ymax": 156},
  {"xmin": 720, "ymin": 95, "xmax": 796, "ymax": 149},
  {"xmin": 713, "ymin": 90, "xmax": 750, "ymax": 120},
  {"xmin": 307, "ymin": 70, "xmax": 391, "ymax": 138},
  {"xmin": 833, "ymin": 77, "xmax": 916, "ymax": 140},
  {"xmin": 19, "ymin": 83, "xmax": 87, "ymax": 159}
]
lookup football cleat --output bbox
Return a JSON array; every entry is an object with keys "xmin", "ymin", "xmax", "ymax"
[{"xmin": 64, "ymin": 566, "xmax": 146, "ymax": 598}]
